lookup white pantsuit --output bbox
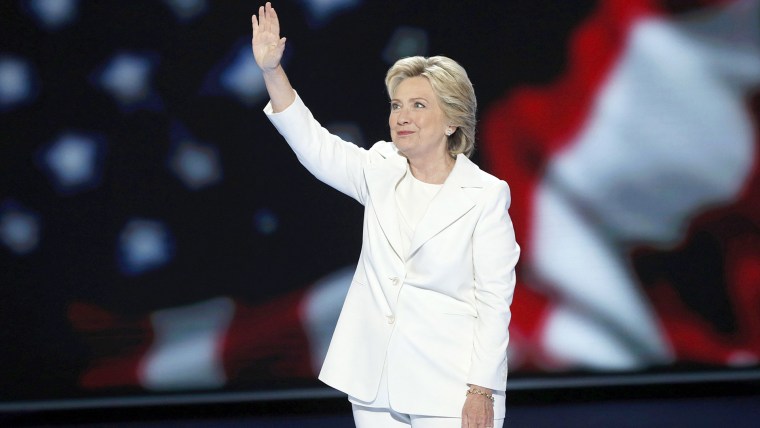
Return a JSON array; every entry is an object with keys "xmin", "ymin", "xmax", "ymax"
[
  {"xmin": 265, "ymin": 93, "xmax": 520, "ymax": 419},
  {"xmin": 352, "ymin": 404, "xmax": 505, "ymax": 428}
]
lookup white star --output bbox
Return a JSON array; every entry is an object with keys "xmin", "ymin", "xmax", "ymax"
[
  {"xmin": 0, "ymin": 202, "xmax": 41, "ymax": 255},
  {"xmin": 169, "ymin": 140, "xmax": 222, "ymax": 190},
  {"xmin": 118, "ymin": 219, "xmax": 174, "ymax": 275},
  {"xmin": 219, "ymin": 45, "xmax": 266, "ymax": 105},
  {"xmin": 383, "ymin": 27, "xmax": 429, "ymax": 64},
  {"xmin": 97, "ymin": 53, "xmax": 157, "ymax": 108},
  {"xmin": 25, "ymin": 0, "xmax": 79, "ymax": 30},
  {"xmin": 39, "ymin": 133, "xmax": 104, "ymax": 195},
  {"xmin": 162, "ymin": 0, "xmax": 208, "ymax": 21},
  {"xmin": 0, "ymin": 56, "xmax": 36, "ymax": 110},
  {"xmin": 298, "ymin": 0, "xmax": 361, "ymax": 27}
]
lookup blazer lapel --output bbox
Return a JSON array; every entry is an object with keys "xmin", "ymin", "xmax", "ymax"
[
  {"xmin": 365, "ymin": 152, "xmax": 407, "ymax": 260},
  {"xmin": 408, "ymin": 154, "xmax": 483, "ymax": 257}
]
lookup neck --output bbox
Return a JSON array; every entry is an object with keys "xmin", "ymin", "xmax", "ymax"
[{"xmin": 407, "ymin": 152, "xmax": 456, "ymax": 184}]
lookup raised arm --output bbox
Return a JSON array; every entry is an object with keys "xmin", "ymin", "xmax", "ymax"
[
  {"xmin": 254, "ymin": 2, "xmax": 371, "ymax": 204},
  {"xmin": 252, "ymin": 2, "xmax": 295, "ymax": 112}
]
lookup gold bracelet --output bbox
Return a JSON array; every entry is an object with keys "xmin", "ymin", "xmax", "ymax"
[{"xmin": 466, "ymin": 388, "xmax": 495, "ymax": 403}]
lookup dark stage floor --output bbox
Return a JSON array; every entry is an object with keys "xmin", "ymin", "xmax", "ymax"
[{"xmin": 4, "ymin": 389, "xmax": 760, "ymax": 428}]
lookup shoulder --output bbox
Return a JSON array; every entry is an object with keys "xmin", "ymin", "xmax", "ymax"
[
  {"xmin": 458, "ymin": 156, "xmax": 509, "ymax": 192},
  {"xmin": 478, "ymin": 169, "xmax": 507, "ymax": 191},
  {"xmin": 479, "ymin": 173, "xmax": 511, "ymax": 210},
  {"xmin": 455, "ymin": 156, "xmax": 511, "ymax": 210}
]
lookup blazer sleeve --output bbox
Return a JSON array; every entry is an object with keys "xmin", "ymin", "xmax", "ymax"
[
  {"xmin": 468, "ymin": 180, "xmax": 521, "ymax": 391},
  {"xmin": 264, "ymin": 92, "xmax": 369, "ymax": 205}
]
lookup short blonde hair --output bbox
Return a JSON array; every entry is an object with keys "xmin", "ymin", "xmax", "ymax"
[{"xmin": 385, "ymin": 56, "xmax": 477, "ymax": 158}]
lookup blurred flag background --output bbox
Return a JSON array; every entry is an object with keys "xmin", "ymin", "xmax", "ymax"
[{"xmin": 1, "ymin": 0, "xmax": 759, "ymax": 408}]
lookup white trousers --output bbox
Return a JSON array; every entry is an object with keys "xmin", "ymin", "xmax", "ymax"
[{"xmin": 352, "ymin": 404, "xmax": 505, "ymax": 428}]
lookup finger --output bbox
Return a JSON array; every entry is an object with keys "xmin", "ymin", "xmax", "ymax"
[
  {"xmin": 252, "ymin": 14, "xmax": 258, "ymax": 33},
  {"xmin": 265, "ymin": 2, "xmax": 272, "ymax": 31},
  {"xmin": 259, "ymin": 5, "xmax": 267, "ymax": 33},
  {"xmin": 270, "ymin": 5, "xmax": 280, "ymax": 36}
]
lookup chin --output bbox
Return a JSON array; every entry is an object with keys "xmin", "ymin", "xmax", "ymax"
[{"xmin": 392, "ymin": 141, "xmax": 408, "ymax": 154}]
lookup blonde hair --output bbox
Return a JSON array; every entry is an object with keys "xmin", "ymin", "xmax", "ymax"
[{"xmin": 385, "ymin": 56, "xmax": 477, "ymax": 158}]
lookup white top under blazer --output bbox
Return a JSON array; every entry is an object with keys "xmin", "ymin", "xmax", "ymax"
[{"xmin": 265, "ymin": 92, "xmax": 520, "ymax": 418}]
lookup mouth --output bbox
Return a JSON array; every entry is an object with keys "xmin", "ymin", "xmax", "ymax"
[{"xmin": 396, "ymin": 131, "xmax": 414, "ymax": 136}]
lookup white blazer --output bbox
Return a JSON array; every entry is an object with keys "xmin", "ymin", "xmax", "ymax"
[{"xmin": 265, "ymin": 93, "xmax": 519, "ymax": 418}]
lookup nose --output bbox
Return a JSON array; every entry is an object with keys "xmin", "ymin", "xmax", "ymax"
[{"xmin": 396, "ymin": 108, "xmax": 410, "ymax": 125}]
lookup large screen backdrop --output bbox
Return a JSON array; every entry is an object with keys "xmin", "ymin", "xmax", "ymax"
[{"xmin": 2, "ymin": 0, "xmax": 760, "ymax": 409}]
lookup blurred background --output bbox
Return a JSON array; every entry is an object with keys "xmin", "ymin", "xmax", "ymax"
[{"xmin": 1, "ymin": 0, "xmax": 759, "ymax": 426}]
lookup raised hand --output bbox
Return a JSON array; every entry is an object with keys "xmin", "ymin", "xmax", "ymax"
[{"xmin": 252, "ymin": 2, "xmax": 286, "ymax": 72}]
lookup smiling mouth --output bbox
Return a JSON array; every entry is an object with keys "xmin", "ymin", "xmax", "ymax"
[{"xmin": 397, "ymin": 131, "xmax": 414, "ymax": 136}]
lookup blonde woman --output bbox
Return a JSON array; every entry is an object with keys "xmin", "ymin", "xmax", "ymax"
[{"xmin": 252, "ymin": 3, "xmax": 519, "ymax": 427}]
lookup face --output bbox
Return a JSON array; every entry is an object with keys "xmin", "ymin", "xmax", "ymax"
[{"xmin": 389, "ymin": 76, "xmax": 453, "ymax": 162}]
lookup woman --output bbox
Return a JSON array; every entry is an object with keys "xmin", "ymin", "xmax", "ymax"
[{"xmin": 252, "ymin": 3, "xmax": 519, "ymax": 427}]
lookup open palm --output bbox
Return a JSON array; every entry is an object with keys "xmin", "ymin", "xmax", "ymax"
[{"xmin": 252, "ymin": 2, "xmax": 286, "ymax": 71}]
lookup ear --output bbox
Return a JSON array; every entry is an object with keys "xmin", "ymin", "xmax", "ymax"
[{"xmin": 445, "ymin": 126, "xmax": 457, "ymax": 136}]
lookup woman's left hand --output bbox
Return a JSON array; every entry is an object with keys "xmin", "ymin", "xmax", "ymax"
[{"xmin": 461, "ymin": 386, "xmax": 494, "ymax": 428}]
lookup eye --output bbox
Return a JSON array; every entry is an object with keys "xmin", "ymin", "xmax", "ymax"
[
  {"xmin": 390, "ymin": 102, "xmax": 401, "ymax": 110},
  {"xmin": 414, "ymin": 101, "xmax": 425, "ymax": 108}
]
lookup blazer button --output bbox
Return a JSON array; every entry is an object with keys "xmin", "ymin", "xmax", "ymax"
[{"xmin": 386, "ymin": 315, "xmax": 395, "ymax": 324}]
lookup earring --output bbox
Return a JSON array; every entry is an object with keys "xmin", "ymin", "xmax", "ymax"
[{"xmin": 445, "ymin": 129, "xmax": 452, "ymax": 136}]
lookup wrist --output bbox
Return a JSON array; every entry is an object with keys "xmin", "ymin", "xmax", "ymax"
[
  {"xmin": 466, "ymin": 386, "xmax": 494, "ymax": 403},
  {"xmin": 467, "ymin": 384, "xmax": 492, "ymax": 394},
  {"xmin": 261, "ymin": 64, "xmax": 285, "ymax": 77}
]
